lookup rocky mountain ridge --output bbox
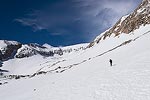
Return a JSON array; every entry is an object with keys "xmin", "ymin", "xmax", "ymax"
[
  {"xmin": 0, "ymin": 40, "xmax": 87, "ymax": 61},
  {"xmin": 88, "ymin": 0, "xmax": 150, "ymax": 47}
]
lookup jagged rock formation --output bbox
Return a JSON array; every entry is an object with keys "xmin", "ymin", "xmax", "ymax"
[
  {"xmin": 0, "ymin": 40, "xmax": 22, "ymax": 61},
  {"xmin": 15, "ymin": 43, "xmax": 55, "ymax": 58},
  {"xmin": 88, "ymin": 0, "xmax": 150, "ymax": 47}
]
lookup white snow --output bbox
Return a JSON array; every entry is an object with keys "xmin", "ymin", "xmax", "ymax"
[
  {"xmin": 119, "ymin": 15, "xmax": 129, "ymax": 25},
  {"xmin": 43, "ymin": 43, "xmax": 53, "ymax": 49},
  {"xmin": 15, "ymin": 43, "xmax": 88, "ymax": 58},
  {"xmin": 2, "ymin": 43, "xmax": 88, "ymax": 75},
  {"xmin": 0, "ymin": 40, "xmax": 19, "ymax": 50},
  {"xmin": 0, "ymin": 25, "xmax": 150, "ymax": 100},
  {"xmin": 0, "ymin": 40, "xmax": 7, "ymax": 49}
]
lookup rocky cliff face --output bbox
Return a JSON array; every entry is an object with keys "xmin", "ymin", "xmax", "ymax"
[
  {"xmin": 0, "ymin": 40, "xmax": 22, "ymax": 61},
  {"xmin": 88, "ymin": 0, "xmax": 150, "ymax": 47}
]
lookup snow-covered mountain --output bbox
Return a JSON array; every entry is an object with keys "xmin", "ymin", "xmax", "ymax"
[
  {"xmin": 0, "ymin": 42, "xmax": 88, "ymax": 75},
  {"xmin": 0, "ymin": 0, "xmax": 150, "ymax": 100},
  {"xmin": 15, "ymin": 43, "xmax": 55, "ymax": 58},
  {"xmin": 0, "ymin": 41, "xmax": 88, "ymax": 59}
]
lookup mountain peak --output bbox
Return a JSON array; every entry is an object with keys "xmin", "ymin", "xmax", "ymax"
[{"xmin": 43, "ymin": 43, "xmax": 53, "ymax": 49}]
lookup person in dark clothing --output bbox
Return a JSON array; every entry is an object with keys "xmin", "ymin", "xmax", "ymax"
[{"xmin": 109, "ymin": 59, "xmax": 112, "ymax": 66}]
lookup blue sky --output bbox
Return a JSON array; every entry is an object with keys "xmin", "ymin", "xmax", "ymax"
[{"xmin": 0, "ymin": 0, "xmax": 142, "ymax": 46}]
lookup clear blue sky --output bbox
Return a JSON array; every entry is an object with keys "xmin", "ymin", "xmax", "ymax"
[{"xmin": 0, "ymin": 0, "xmax": 141, "ymax": 46}]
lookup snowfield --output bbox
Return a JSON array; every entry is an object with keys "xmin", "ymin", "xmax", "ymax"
[
  {"xmin": 0, "ymin": 24, "xmax": 150, "ymax": 100},
  {"xmin": 1, "ymin": 43, "xmax": 88, "ymax": 75}
]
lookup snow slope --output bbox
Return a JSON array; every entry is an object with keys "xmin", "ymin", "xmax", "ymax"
[
  {"xmin": 0, "ymin": 24, "xmax": 150, "ymax": 100},
  {"xmin": 1, "ymin": 43, "xmax": 88, "ymax": 75},
  {"xmin": 1, "ymin": 0, "xmax": 150, "ymax": 99}
]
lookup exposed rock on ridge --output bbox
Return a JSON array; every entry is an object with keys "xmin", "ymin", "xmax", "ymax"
[
  {"xmin": 0, "ymin": 40, "xmax": 22, "ymax": 61},
  {"xmin": 88, "ymin": 0, "xmax": 150, "ymax": 47}
]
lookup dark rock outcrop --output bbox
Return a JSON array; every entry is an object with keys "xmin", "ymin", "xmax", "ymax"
[{"xmin": 0, "ymin": 40, "xmax": 22, "ymax": 61}]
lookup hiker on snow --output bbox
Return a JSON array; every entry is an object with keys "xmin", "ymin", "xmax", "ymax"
[{"xmin": 109, "ymin": 59, "xmax": 112, "ymax": 66}]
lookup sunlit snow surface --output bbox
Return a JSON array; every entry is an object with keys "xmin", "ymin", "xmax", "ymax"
[{"xmin": 0, "ymin": 25, "xmax": 150, "ymax": 100}]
